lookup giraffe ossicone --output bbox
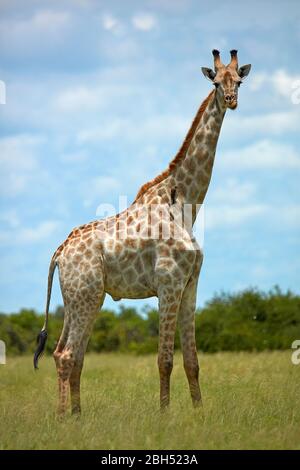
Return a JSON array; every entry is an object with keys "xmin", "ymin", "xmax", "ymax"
[{"xmin": 34, "ymin": 50, "xmax": 251, "ymax": 416}]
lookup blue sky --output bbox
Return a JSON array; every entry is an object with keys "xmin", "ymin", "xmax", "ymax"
[{"xmin": 0, "ymin": 0, "xmax": 300, "ymax": 314}]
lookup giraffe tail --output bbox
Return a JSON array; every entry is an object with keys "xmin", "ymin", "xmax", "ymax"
[{"xmin": 33, "ymin": 254, "xmax": 57, "ymax": 370}]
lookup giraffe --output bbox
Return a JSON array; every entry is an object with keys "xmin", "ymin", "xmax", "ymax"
[{"xmin": 34, "ymin": 50, "xmax": 251, "ymax": 416}]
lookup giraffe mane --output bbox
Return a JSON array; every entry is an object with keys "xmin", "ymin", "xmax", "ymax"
[{"xmin": 134, "ymin": 89, "xmax": 215, "ymax": 202}]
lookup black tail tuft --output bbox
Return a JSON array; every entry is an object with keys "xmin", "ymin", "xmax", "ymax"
[{"xmin": 33, "ymin": 329, "xmax": 48, "ymax": 370}]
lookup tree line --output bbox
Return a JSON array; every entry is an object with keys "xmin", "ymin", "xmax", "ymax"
[{"xmin": 0, "ymin": 287, "xmax": 299, "ymax": 355}]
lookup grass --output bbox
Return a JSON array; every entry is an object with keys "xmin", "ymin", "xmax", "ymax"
[{"xmin": 0, "ymin": 351, "xmax": 299, "ymax": 450}]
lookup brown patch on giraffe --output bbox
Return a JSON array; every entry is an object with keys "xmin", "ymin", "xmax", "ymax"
[
  {"xmin": 84, "ymin": 237, "xmax": 93, "ymax": 246},
  {"xmin": 166, "ymin": 314, "xmax": 175, "ymax": 321},
  {"xmin": 65, "ymin": 247, "xmax": 76, "ymax": 257},
  {"xmin": 186, "ymin": 251, "xmax": 196, "ymax": 263},
  {"xmin": 91, "ymin": 257, "xmax": 100, "ymax": 266},
  {"xmin": 134, "ymin": 257, "xmax": 143, "ymax": 273},
  {"xmin": 139, "ymin": 239, "xmax": 150, "ymax": 249},
  {"xmin": 157, "ymin": 187, "xmax": 165, "ymax": 197},
  {"xmin": 204, "ymin": 158, "xmax": 214, "ymax": 173},
  {"xmin": 211, "ymin": 121, "xmax": 220, "ymax": 133},
  {"xmin": 73, "ymin": 254, "xmax": 82, "ymax": 264},
  {"xmin": 138, "ymin": 273, "xmax": 148, "ymax": 285},
  {"xmin": 201, "ymin": 111, "xmax": 210, "ymax": 125},
  {"xmin": 206, "ymin": 133, "xmax": 217, "ymax": 147},
  {"xmin": 134, "ymin": 90, "xmax": 215, "ymax": 201},
  {"xmin": 124, "ymin": 267, "xmax": 136, "ymax": 284},
  {"xmin": 115, "ymin": 242, "xmax": 122, "ymax": 255},
  {"xmin": 166, "ymin": 238, "xmax": 176, "ymax": 247},
  {"xmin": 142, "ymin": 250, "xmax": 152, "ymax": 267},
  {"xmin": 185, "ymin": 158, "xmax": 196, "ymax": 172},
  {"xmin": 125, "ymin": 239, "xmax": 137, "ymax": 248},
  {"xmin": 159, "ymin": 246, "xmax": 170, "ymax": 257},
  {"xmin": 178, "ymin": 258, "xmax": 190, "ymax": 271},
  {"xmin": 127, "ymin": 215, "xmax": 134, "ymax": 225},
  {"xmin": 78, "ymin": 242, "xmax": 86, "ymax": 253},
  {"xmin": 71, "ymin": 279, "xmax": 80, "ymax": 289},
  {"xmin": 85, "ymin": 249, "xmax": 93, "ymax": 259}
]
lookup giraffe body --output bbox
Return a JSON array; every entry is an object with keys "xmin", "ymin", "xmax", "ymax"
[{"xmin": 34, "ymin": 49, "xmax": 251, "ymax": 415}]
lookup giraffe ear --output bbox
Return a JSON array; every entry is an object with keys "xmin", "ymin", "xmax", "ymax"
[
  {"xmin": 201, "ymin": 67, "xmax": 216, "ymax": 81},
  {"xmin": 238, "ymin": 64, "xmax": 251, "ymax": 79}
]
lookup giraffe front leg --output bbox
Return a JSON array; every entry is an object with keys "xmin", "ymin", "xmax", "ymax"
[
  {"xmin": 179, "ymin": 310, "xmax": 202, "ymax": 407},
  {"xmin": 157, "ymin": 286, "xmax": 183, "ymax": 410},
  {"xmin": 178, "ymin": 252, "xmax": 203, "ymax": 407}
]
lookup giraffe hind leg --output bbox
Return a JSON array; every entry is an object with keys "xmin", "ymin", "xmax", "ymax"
[
  {"xmin": 157, "ymin": 284, "xmax": 184, "ymax": 410},
  {"xmin": 54, "ymin": 261, "xmax": 105, "ymax": 417},
  {"xmin": 69, "ymin": 293, "xmax": 105, "ymax": 415}
]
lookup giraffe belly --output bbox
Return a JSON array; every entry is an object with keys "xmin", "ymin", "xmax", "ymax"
[
  {"xmin": 104, "ymin": 267, "xmax": 156, "ymax": 299},
  {"xmin": 103, "ymin": 249, "xmax": 156, "ymax": 300},
  {"xmin": 105, "ymin": 283, "xmax": 156, "ymax": 300}
]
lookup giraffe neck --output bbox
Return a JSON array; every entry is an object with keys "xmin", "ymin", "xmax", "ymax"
[{"xmin": 172, "ymin": 90, "xmax": 226, "ymax": 208}]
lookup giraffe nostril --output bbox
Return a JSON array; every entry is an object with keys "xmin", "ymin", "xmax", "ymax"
[{"xmin": 225, "ymin": 94, "xmax": 236, "ymax": 103}]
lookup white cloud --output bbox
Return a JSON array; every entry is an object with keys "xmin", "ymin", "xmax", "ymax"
[
  {"xmin": 278, "ymin": 205, "xmax": 300, "ymax": 228},
  {"xmin": 250, "ymin": 264, "xmax": 270, "ymax": 281},
  {"xmin": 54, "ymin": 86, "xmax": 101, "ymax": 112},
  {"xmin": 272, "ymin": 70, "xmax": 293, "ymax": 98},
  {"xmin": 60, "ymin": 150, "xmax": 89, "ymax": 163},
  {"xmin": 224, "ymin": 110, "xmax": 300, "ymax": 140},
  {"xmin": 27, "ymin": 10, "xmax": 70, "ymax": 33},
  {"xmin": 248, "ymin": 69, "xmax": 300, "ymax": 99},
  {"xmin": 132, "ymin": 13, "xmax": 156, "ymax": 31},
  {"xmin": 204, "ymin": 176, "xmax": 300, "ymax": 231},
  {"xmin": 248, "ymin": 72, "xmax": 267, "ymax": 91},
  {"xmin": 221, "ymin": 140, "xmax": 300, "ymax": 170},
  {"xmin": 77, "ymin": 114, "xmax": 187, "ymax": 144},
  {"xmin": 101, "ymin": 13, "xmax": 123, "ymax": 34},
  {"xmin": 0, "ymin": 10, "xmax": 71, "ymax": 51},
  {"xmin": 52, "ymin": 80, "xmax": 145, "ymax": 115},
  {"xmin": 0, "ymin": 210, "xmax": 20, "ymax": 229},
  {"xmin": 205, "ymin": 204, "xmax": 267, "ymax": 230},
  {"xmin": 100, "ymin": 37, "xmax": 140, "ymax": 60},
  {"xmin": 82, "ymin": 176, "xmax": 121, "ymax": 207},
  {"xmin": 0, "ymin": 134, "xmax": 40, "ymax": 170},
  {"xmin": 0, "ymin": 134, "xmax": 44, "ymax": 196},
  {"xmin": 211, "ymin": 179, "xmax": 256, "ymax": 203},
  {"xmin": 0, "ymin": 220, "xmax": 60, "ymax": 245}
]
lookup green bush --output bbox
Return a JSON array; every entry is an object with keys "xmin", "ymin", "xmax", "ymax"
[{"xmin": 0, "ymin": 287, "xmax": 299, "ymax": 355}]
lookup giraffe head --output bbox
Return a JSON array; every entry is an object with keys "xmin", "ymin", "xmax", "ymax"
[{"xmin": 201, "ymin": 50, "xmax": 251, "ymax": 110}]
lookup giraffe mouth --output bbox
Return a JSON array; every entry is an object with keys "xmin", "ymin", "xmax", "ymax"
[{"xmin": 227, "ymin": 101, "xmax": 238, "ymax": 110}]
